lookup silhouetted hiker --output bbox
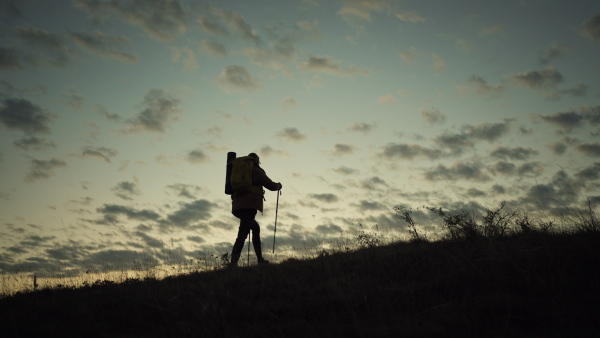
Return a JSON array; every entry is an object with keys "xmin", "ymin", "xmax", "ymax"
[{"xmin": 230, "ymin": 153, "xmax": 282, "ymax": 267}]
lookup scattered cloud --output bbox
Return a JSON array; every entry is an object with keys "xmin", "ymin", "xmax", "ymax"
[
  {"xmin": 187, "ymin": 149, "xmax": 209, "ymax": 163},
  {"xmin": 575, "ymin": 143, "xmax": 600, "ymax": 157},
  {"xmin": 68, "ymin": 30, "xmax": 137, "ymax": 63},
  {"xmin": 276, "ymin": 127, "xmax": 307, "ymax": 142},
  {"xmin": 124, "ymin": 89, "xmax": 181, "ymax": 134},
  {"xmin": 202, "ymin": 40, "xmax": 227, "ymax": 56},
  {"xmin": 73, "ymin": 0, "xmax": 189, "ymax": 41},
  {"xmin": 361, "ymin": 176, "xmax": 386, "ymax": 190},
  {"xmin": 166, "ymin": 199, "xmax": 216, "ymax": 228},
  {"xmin": 489, "ymin": 146, "xmax": 539, "ymax": 161},
  {"xmin": 347, "ymin": 122, "xmax": 376, "ymax": 134},
  {"xmin": 480, "ymin": 24, "xmax": 507, "ymax": 37},
  {"xmin": 96, "ymin": 204, "xmax": 160, "ymax": 224},
  {"xmin": 381, "ymin": 143, "xmax": 442, "ymax": 160},
  {"xmin": 171, "ymin": 46, "xmax": 197, "ymax": 70},
  {"xmin": 216, "ymin": 65, "xmax": 261, "ymax": 93},
  {"xmin": 466, "ymin": 76, "xmax": 505, "ymax": 97},
  {"xmin": 281, "ymin": 96, "xmax": 299, "ymax": 111},
  {"xmin": 395, "ymin": 11, "xmax": 425, "ymax": 23},
  {"xmin": 167, "ymin": 183, "xmax": 201, "ymax": 199},
  {"xmin": 309, "ymin": 193, "xmax": 339, "ymax": 203},
  {"xmin": 299, "ymin": 56, "xmax": 370, "ymax": 77},
  {"xmin": 112, "ymin": 181, "xmax": 141, "ymax": 200},
  {"xmin": 199, "ymin": 5, "xmax": 261, "ymax": 44},
  {"xmin": 332, "ymin": 166, "xmax": 358, "ymax": 175},
  {"xmin": 420, "ymin": 108, "xmax": 446, "ymax": 124},
  {"xmin": 80, "ymin": 146, "xmax": 118, "ymax": 163},
  {"xmin": 337, "ymin": 0, "xmax": 389, "ymax": 23},
  {"xmin": 0, "ymin": 98, "xmax": 54, "ymax": 134},
  {"xmin": 258, "ymin": 145, "xmax": 289, "ymax": 158},
  {"xmin": 581, "ymin": 13, "xmax": 600, "ymax": 41},
  {"xmin": 510, "ymin": 66, "xmax": 564, "ymax": 89},
  {"xmin": 377, "ymin": 93, "xmax": 396, "ymax": 104},
  {"xmin": 424, "ymin": 160, "xmax": 490, "ymax": 182},
  {"xmin": 535, "ymin": 107, "xmax": 600, "ymax": 132},
  {"xmin": 330, "ymin": 143, "xmax": 356, "ymax": 156},
  {"xmin": 25, "ymin": 158, "xmax": 67, "ymax": 183},
  {"xmin": 538, "ymin": 42, "xmax": 568, "ymax": 65},
  {"xmin": 13, "ymin": 136, "xmax": 56, "ymax": 151}
]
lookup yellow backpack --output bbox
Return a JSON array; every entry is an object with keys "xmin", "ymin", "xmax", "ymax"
[{"xmin": 230, "ymin": 156, "xmax": 264, "ymax": 196}]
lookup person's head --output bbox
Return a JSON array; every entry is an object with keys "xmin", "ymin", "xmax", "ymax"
[{"xmin": 248, "ymin": 152, "xmax": 260, "ymax": 165}]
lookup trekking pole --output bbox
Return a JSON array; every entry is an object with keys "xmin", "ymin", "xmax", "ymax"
[
  {"xmin": 247, "ymin": 231, "xmax": 251, "ymax": 266},
  {"xmin": 272, "ymin": 190, "xmax": 281, "ymax": 254}
]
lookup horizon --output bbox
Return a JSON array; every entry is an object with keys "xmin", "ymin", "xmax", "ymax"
[{"xmin": 1, "ymin": 0, "xmax": 599, "ymax": 277}]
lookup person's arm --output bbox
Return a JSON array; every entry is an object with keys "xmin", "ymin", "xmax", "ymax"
[{"xmin": 256, "ymin": 168, "xmax": 282, "ymax": 191}]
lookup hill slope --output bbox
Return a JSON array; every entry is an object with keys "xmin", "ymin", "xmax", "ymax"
[{"xmin": 1, "ymin": 232, "xmax": 599, "ymax": 337}]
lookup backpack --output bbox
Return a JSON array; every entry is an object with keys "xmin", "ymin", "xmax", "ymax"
[{"xmin": 230, "ymin": 156, "xmax": 264, "ymax": 196}]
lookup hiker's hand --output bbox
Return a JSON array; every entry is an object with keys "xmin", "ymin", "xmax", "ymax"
[{"xmin": 278, "ymin": 183, "xmax": 283, "ymax": 190}]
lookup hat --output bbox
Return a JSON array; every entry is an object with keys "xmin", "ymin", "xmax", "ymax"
[{"xmin": 248, "ymin": 152, "xmax": 260, "ymax": 164}]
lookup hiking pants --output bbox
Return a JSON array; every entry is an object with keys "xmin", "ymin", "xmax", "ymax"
[{"xmin": 231, "ymin": 208, "xmax": 264, "ymax": 265}]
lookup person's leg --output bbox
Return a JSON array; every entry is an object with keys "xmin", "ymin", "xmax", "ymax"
[
  {"xmin": 250, "ymin": 217, "xmax": 269, "ymax": 264},
  {"xmin": 230, "ymin": 209, "xmax": 254, "ymax": 267}
]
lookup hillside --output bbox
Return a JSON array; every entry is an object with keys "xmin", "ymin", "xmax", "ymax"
[{"xmin": 1, "ymin": 231, "xmax": 599, "ymax": 337}]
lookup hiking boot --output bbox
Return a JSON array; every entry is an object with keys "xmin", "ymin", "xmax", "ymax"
[{"xmin": 258, "ymin": 259, "xmax": 270, "ymax": 265}]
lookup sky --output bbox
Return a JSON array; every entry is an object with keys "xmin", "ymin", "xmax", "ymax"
[{"xmin": 1, "ymin": 0, "xmax": 599, "ymax": 276}]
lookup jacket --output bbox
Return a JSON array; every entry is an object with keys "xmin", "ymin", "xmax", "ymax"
[{"xmin": 231, "ymin": 165, "xmax": 280, "ymax": 213}]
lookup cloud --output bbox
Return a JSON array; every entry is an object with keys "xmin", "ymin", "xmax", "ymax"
[
  {"xmin": 331, "ymin": 143, "xmax": 355, "ymax": 156},
  {"xmin": 431, "ymin": 53, "xmax": 446, "ymax": 72},
  {"xmin": 376, "ymin": 93, "xmax": 396, "ymax": 105},
  {"xmin": 466, "ymin": 76, "xmax": 505, "ymax": 97},
  {"xmin": 80, "ymin": 146, "xmax": 118, "ymax": 162},
  {"xmin": 381, "ymin": 143, "xmax": 442, "ymax": 160},
  {"xmin": 68, "ymin": 30, "xmax": 137, "ymax": 63},
  {"xmin": 134, "ymin": 231, "xmax": 164, "ymax": 249},
  {"xmin": 199, "ymin": 5, "xmax": 261, "ymax": 44},
  {"xmin": 361, "ymin": 176, "xmax": 386, "ymax": 190},
  {"xmin": 309, "ymin": 193, "xmax": 339, "ymax": 203},
  {"xmin": 12, "ymin": 25, "xmax": 74, "ymax": 69},
  {"xmin": 538, "ymin": 42, "xmax": 568, "ymax": 65},
  {"xmin": 299, "ymin": 56, "xmax": 370, "ymax": 77},
  {"xmin": 489, "ymin": 146, "xmax": 539, "ymax": 161},
  {"xmin": 558, "ymin": 83, "xmax": 589, "ymax": 97},
  {"xmin": 202, "ymin": 40, "xmax": 227, "ymax": 56},
  {"xmin": 73, "ymin": 0, "xmax": 188, "ymax": 41},
  {"xmin": 95, "ymin": 204, "xmax": 160, "ymax": 225},
  {"xmin": 13, "ymin": 136, "xmax": 56, "ymax": 151},
  {"xmin": 581, "ymin": 13, "xmax": 600, "ymax": 41},
  {"xmin": 59, "ymin": 89, "xmax": 84, "ymax": 109},
  {"xmin": 574, "ymin": 162, "xmax": 600, "ymax": 182},
  {"xmin": 0, "ymin": 98, "xmax": 54, "ymax": 134},
  {"xmin": 167, "ymin": 183, "xmax": 200, "ymax": 199},
  {"xmin": 337, "ymin": 0, "xmax": 389, "ymax": 23},
  {"xmin": 258, "ymin": 145, "xmax": 289, "ymax": 158},
  {"xmin": 432, "ymin": 120, "xmax": 511, "ymax": 154},
  {"xmin": 276, "ymin": 127, "xmax": 307, "ymax": 142},
  {"xmin": 315, "ymin": 224, "xmax": 343, "ymax": 235},
  {"xmin": 216, "ymin": 65, "xmax": 261, "ymax": 93},
  {"xmin": 96, "ymin": 104, "xmax": 120, "ymax": 121},
  {"xmin": 25, "ymin": 158, "xmax": 67, "ymax": 183},
  {"xmin": 420, "ymin": 108, "xmax": 446, "ymax": 124},
  {"xmin": 355, "ymin": 200, "xmax": 386, "ymax": 211},
  {"xmin": 124, "ymin": 89, "xmax": 181, "ymax": 134},
  {"xmin": 575, "ymin": 143, "xmax": 600, "ymax": 157},
  {"xmin": 424, "ymin": 160, "xmax": 490, "ymax": 182},
  {"xmin": 281, "ymin": 96, "xmax": 299, "ymax": 111},
  {"xmin": 395, "ymin": 11, "xmax": 425, "ymax": 23},
  {"xmin": 480, "ymin": 24, "xmax": 507, "ymax": 37},
  {"xmin": 534, "ymin": 107, "xmax": 600, "ymax": 132},
  {"xmin": 170, "ymin": 46, "xmax": 197, "ymax": 70},
  {"xmin": 166, "ymin": 199, "xmax": 216, "ymax": 228},
  {"xmin": 112, "ymin": 181, "xmax": 141, "ymax": 200},
  {"xmin": 187, "ymin": 149, "xmax": 209, "ymax": 163},
  {"xmin": 332, "ymin": 166, "xmax": 358, "ymax": 175},
  {"xmin": 511, "ymin": 67, "xmax": 564, "ymax": 89},
  {"xmin": 0, "ymin": 47, "xmax": 22, "ymax": 70},
  {"xmin": 347, "ymin": 122, "xmax": 375, "ymax": 133}
]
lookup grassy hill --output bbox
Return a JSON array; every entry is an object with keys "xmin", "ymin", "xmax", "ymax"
[{"xmin": 1, "ymin": 227, "xmax": 599, "ymax": 337}]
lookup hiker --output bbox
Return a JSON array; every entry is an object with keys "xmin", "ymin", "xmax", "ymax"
[{"xmin": 230, "ymin": 152, "xmax": 282, "ymax": 267}]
